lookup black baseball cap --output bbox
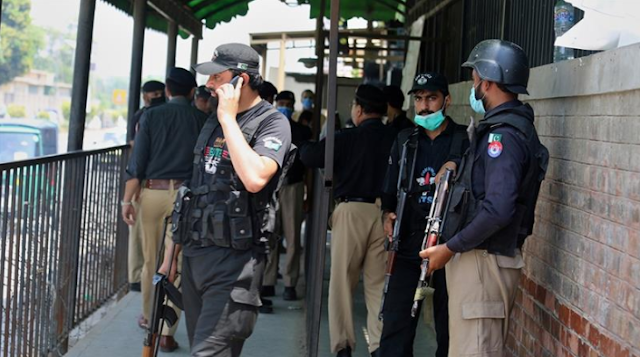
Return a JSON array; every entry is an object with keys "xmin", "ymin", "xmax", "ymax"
[
  {"xmin": 194, "ymin": 43, "xmax": 260, "ymax": 75},
  {"xmin": 276, "ymin": 90, "xmax": 295, "ymax": 102},
  {"xmin": 166, "ymin": 67, "xmax": 197, "ymax": 88},
  {"xmin": 408, "ymin": 72, "xmax": 449, "ymax": 96},
  {"xmin": 141, "ymin": 80, "xmax": 164, "ymax": 93}
]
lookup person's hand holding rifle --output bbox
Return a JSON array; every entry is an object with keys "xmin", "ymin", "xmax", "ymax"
[
  {"xmin": 411, "ymin": 168, "xmax": 454, "ymax": 317},
  {"xmin": 379, "ymin": 138, "xmax": 417, "ymax": 321}
]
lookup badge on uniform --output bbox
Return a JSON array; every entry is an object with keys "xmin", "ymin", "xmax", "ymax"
[
  {"xmin": 487, "ymin": 133, "xmax": 503, "ymax": 158},
  {"xmin": 263, "ymin": 137, "xmax": 283, "ymax": 151}
]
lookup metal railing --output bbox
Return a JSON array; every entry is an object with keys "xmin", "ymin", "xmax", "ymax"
[{"xmin": 0, "ymin": 145, "xmax": 130, "ymax": 356}]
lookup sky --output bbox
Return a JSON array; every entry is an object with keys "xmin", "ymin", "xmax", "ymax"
[{"xmin": 29, "ymin": 0, "xmax": 324, "ymax": 82}]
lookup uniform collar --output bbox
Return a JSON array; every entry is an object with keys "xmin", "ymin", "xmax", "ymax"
[
  {"xmin": 358, "ymin": 117, "xmax": 383, "ymax": 127},
  {"xmin": 418, "ymin": 116, "xmax": 455, "ymax": 139},
  {"xmin": 483, "ymin": 99, "xmax": 521, "ymax": 120},
  {"xmin": 168, "ymin": 96, "xmax": 191, "ymax": 105},
  {"xmin": 149, "ymin": 96, "xmax": 166, "ymax": 107}
]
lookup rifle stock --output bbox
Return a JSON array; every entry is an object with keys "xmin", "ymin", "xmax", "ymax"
[
  {"xmin": 142, "ymin": 336, "xmax": 156, "ymax": 357},
  {"xmin": 410, "ymin": 168, "xmax": 454, "ymax": 317}
]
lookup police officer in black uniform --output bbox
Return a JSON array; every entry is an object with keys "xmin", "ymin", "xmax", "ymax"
[
  {"xmin": 379, "ymin": 73, "xmax": 469, "ymax": 357},
  {"xmin": 122, "ymin": 67, "xmax": 206, "ymax": 352},
  {"xmin": 382, "ymin": 85, "xmax": 414, "ymax": 134},
  {"xmin": 300, "ymin": 84, "xmax": 395, "ymax": 357},
  {"xmin": 419, "ymin": 40, "xmax": 548, "ymax": 357},
  {"xmin": 127, "ymin": 80, "xmax": 166, "ymax": 147},
  {"xmin": 126, "ymin": 80, "xmax": 166, "ymax": 294},
  {"xmin": 159, "ymin": 43, "xmax": 292, "ymax": 356}
]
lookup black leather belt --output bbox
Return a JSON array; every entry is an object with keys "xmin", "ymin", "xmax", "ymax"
[{"xmin": 337, "ymin": 196, "xmax": 376, "ymax": 204}]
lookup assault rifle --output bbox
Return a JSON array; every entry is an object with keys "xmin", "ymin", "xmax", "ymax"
[
  {"xmin": 410, "ymin": 168, "xmax": 454, "ymax": 317},
  {"xmin": 142, "ymin": 218, "xmax": 183, "ymax": 357},
  {"xmin": 379, "ymin": 135, "xmax": 417, "ymax": 321}
]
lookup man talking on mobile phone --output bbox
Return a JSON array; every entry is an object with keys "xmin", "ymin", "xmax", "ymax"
[{"xmin": 159, "ymin": 43, "xmax": 292, "ymax": 356}]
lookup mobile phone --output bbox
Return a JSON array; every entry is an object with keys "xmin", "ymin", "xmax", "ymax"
[{"xmin": 230, "ymin": 76, "xmax": 240, "ymax": 87}]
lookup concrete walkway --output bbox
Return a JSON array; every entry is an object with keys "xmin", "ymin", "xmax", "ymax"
[
  {"xmin": 66, "ymin": 243, "xmax": 437, "ymax": 356},
  {"xmin": 65, "ymin": 288, "xmax": 307, "ymax": 357}
]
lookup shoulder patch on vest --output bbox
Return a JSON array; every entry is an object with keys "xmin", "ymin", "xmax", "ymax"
[{"xmin": 487, "ymin": 140, "xmax": 503, "ymax": 158}]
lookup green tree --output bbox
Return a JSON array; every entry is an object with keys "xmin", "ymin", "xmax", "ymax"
[
  {"xmin": 7, "ymin": 104, "xmax": 26, "ymax": 118},
  {"xmin": 61, "ymin": 100, "xmax": 71, "ymax": 122},
  {"xmin": 0, "ymin": 0, "xmax": 42, "ymax": 86},
  {"xmin": 33, "ymin": 24, "xmax": 75, "ymax": 84},
  {"xmin": 36, "ymin": 111, "xmax": 50, "ymax": 119}
]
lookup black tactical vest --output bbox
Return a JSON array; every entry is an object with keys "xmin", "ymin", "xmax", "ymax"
[
  {"xmin": 171, "ymin": 108, "xmax": 296, "ymax": 252},
  {"xmin": 442, "ymin": 109, "xmax": 549, "ymax": 257}
]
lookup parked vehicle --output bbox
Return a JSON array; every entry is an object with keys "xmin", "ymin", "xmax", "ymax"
[{"xmin": 0, "ymin": 119, "xmax": 58, "ymax": 163}]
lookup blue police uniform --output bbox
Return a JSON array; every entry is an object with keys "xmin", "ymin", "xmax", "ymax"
[{"xmin": 443, "ymin": 99, "xmax": 548, "ymax": 357}]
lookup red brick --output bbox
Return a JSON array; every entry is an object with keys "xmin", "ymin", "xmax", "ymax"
[
  {"xmin": 536, "ymin": 284, "xmax": 548, "ymax": 304},
  {"xmin": 545, "ymin": 292, "xmax": 557, "ymax": 312},
  {"xmin": 518, "ymin": 343, "xmax": 527, "ymax": 357},
  {"xmin": 524, "ymin": 295, "xmax": 535, "ymax": 315},
  {"xmin": 527, "ymin": 277, "xmax": 537, "ymax": 296},
  {"xmin": 561, "ymin": 327, "xmax": 568, "ymax": 346},
  {"xmin": 516, "ymin": 288, "xmax": 524, "ymax": 305},
  {"xmin": 516, "ymin": 321, "xmax": 524, "ymax": 341},
  {"xmin": 542, "ymin": 331, "xmax": 552, "ymax": 351},
  {"xmin": 579, "ymin": 339, "xmax": 591, "ymax": 357},
  {"xmin": 507, "ymin": 333, "xmax": 516, "ymax": 351},
  {"xmin": 619, "ymin": 348, "xmax": 630, "ymax": 357},
  {"xmin": 560, "ymin": 304, "xmax": 571, "ymax": 326},
  {"xmin": 541, "ymin": 307, "xmax": 552, "ymax": 332},
  {"xmin": 534, "ymin": 342, "xmax": 543, "ymax": 357},
  {"xmin": 599, "ymin": 334, "xmax": 616, "ymax": 356},
  {"xmin": 551, "ymin": 317, "xmax": 561, "ymax": 337},
  {"xmin": 571, "ymin": 310, "xmax": 587, "ymax": 336},
  {"xmin": 569, "ymin": 332, "xmax": 580, "ymax": 354},
  {"xmin": 589, "ymin": 326, "xmax": 601, "ymax": 349},
  {"xmin": 555, "ymin": 297, "xmax": 563, "ymax": 317}
]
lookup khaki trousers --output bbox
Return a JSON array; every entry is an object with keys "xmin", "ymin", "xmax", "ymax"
[
  {"xmin": 128, "ymin": 200, "xmax": 143, "ymax": 283},
  {"xmin": 446, "ymin": 249, "xmax": 523, "ymax": 357},
  {"xmin": 264, "ymin": 182, "xmax": 304, "ymax": 287},
  {"xmin": 328, "ymin": 201, "xmax": 386, "ymax": 353},
  {"xmin": 139, "ymin": 185, "xmax": 182, "ymax": 336}
]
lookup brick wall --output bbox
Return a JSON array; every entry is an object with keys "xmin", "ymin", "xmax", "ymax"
[{"xmin": 446, "ymin": 43, "xmax": 640, "ymax": 357}]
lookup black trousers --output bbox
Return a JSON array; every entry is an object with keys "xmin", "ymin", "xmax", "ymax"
[
  {"xmin": 379, "ymin": 257, "xmax": 449, "ymax": 357},
  {"xmin": 182, "ymin": 249, "xmax": 262, "ymax": 357}
]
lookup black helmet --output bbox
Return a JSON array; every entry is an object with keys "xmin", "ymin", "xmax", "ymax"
[{"xmin": 462, "ymin": 39, "xmax": 530, "ymax": 95}]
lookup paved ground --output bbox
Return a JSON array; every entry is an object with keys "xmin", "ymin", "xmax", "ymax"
[{"xmin": 66, "ymin": 238, "xmax": 437, "ymax": 356}]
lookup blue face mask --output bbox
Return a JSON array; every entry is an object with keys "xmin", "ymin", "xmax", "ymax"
[
  {"xmin": 469, "ymin": 84, "xmax": 486, "ymax": 115},
  {"xmin": 302, "ymin": 97, "xmax": 313, "ymax": 110},
  {"xmin": 414, "ymin": 108, "xmax": 446, "ymax": 131},
  {"xmin": 277, "ymin": 106, "xmax": 293, "ymax": 119}
]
